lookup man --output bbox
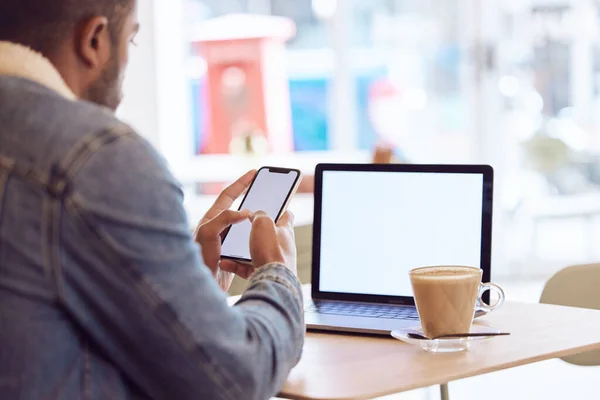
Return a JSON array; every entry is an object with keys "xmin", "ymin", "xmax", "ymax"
[{"xmin": 0, "ymin": 1, "xmax": 304, "ymax": 399}]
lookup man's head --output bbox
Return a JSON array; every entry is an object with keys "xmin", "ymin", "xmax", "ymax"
[{"xmin": 0, "ymin": 0, "xmax": 139, "ymax": 111}]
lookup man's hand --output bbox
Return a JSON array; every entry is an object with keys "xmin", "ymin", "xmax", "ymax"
[
  {"xmin": 249, "ymin": 211, "xmax": 297, "ymax": 275},
  {"xmin": 194, "ymin": 170, "xmax": 256, "ymax": 291}
]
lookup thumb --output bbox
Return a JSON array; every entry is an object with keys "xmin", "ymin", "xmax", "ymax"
[
  {"xmin": 250, "ymin": 210, "xmax": 270, "ymax": 223},
  {"xmin": 250, "ymin": 211, "xmax": 277, "ymax": 234},
  {"xmin": 206, "ymin": 209, "xmax": 250, "ymax": 236}
]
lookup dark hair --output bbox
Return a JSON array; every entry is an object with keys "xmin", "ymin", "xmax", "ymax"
[{"xmin": 0, "ymin": 0, "xmax": 132, "ymax": 56}]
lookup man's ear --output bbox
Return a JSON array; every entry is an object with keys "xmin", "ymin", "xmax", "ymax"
[{"xmin": 76, "ymin": 16, "xmax": 111, "ymax": 69}]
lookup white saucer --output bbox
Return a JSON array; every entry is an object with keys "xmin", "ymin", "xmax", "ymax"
[{"xmin": 391, "ymin": 324, "xmax": 501, "ymax": 353}]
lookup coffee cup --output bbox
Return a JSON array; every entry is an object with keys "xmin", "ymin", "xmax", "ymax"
[{"xmin": 409, "ymin": 266, "xmax": 505, "ymax": 339}]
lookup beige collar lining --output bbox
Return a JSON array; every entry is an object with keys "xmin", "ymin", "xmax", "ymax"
[{"xmin": 0, "ymin": 41, "xmax": 76, "ymax": 100}]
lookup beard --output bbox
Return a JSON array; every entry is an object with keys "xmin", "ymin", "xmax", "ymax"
[{"xmin": 85, "ymin": 52, "xmax": 124, "ymax": 112}]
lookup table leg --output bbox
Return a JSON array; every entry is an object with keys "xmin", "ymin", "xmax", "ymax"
[{"xmin": 440, "ymin": 383, "xmax": 450, "ymax": 400}]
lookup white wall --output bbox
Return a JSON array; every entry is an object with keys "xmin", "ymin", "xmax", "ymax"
[
  {"xmin": 153, "ymin": 0, "xmax": 195, "ymax": 165},
  {"xmin": 118, "ymin": 0, "xmax": 194, "ymax": 167},
  {"xmin": 118, "ymin": 0, "xmax": 160, "ymax": 148}
]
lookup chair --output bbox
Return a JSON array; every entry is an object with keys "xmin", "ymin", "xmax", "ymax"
[{"xmin": 540, "ymin": 263, "xmax": 600, "ymax": 366}]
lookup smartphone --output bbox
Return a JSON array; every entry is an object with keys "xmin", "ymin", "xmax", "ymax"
[{"xmin": 220, "ymin": 167, "xmax": 303, "ymax": 263}]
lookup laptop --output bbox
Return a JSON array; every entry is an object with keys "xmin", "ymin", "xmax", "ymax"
[{"xmin": 304, "ymin": 163, "xmax": 494, "ymax": 335}]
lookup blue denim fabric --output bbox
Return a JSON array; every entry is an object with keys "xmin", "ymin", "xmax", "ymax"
[{"xmin": 0, "ymin": 76, "xmax": 305, "ymax": 400}]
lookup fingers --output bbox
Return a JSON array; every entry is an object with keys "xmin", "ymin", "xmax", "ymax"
[
  {"xmin": 200, "ymin": 170, "xmax": 257, "ymax": 223},
  {"xmin": 249, "ymin": 211, "xmax": 293, "ymax": 241},
  {"xmin": 276, "ymin": 211, "xmax": 294, "ymax": 228},
  {"xmin": 216, "ymin": 209, "xmax": 250, "ymax": 225},
  {"xmin": 249, "ymin": 211, "xmax": 285, "ymax": 268},
  {"xmin": 200, "ymin": 209, "xmax": 251, "ymax": 238},
  {"xmin": 276, "ymin": 212, "xmax": 295, "ymax": 245},
  {"xmin": 214, "ymin": 170, "xmax": 257, "ymax": 209},
  {"xmin": 220, "ymin": 260, "xmax": 255, "ymax": 280},
  {"xmin": 250, "ymin": 210, "xmax": 293, "ymax": 227},
  {"xmin": 249, "ymin": 210, "xmax": 270, "ymax": 223},
  {"xmin": 251, "ymin": 212, "xmax": 277, "ymax": 238}
]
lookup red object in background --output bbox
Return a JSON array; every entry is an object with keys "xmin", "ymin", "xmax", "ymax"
[
  {"xmin": 368, "ymin": 78, "xmax": 402, "ymax": 100},
  {"xmin": 192, "ymin": 14, "xmax": 296, "ymax": 155}
]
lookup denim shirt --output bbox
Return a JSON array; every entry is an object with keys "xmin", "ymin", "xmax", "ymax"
[{"xmin": 0, "ymin": 75, "xmax": 305, "ymax": 400}]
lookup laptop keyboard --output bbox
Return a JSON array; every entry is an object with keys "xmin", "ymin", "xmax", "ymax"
[{"xmin": 305, "ymin": 301, "xmax": 419, "ymax": 320}]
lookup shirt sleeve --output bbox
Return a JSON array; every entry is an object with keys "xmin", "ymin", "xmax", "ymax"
[{"xmin": 58, "ymin": 129, "xmax": 305, "ymax": 400}]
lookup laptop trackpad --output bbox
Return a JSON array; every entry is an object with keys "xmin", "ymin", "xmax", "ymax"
[{"xmin": 305, "ymin": 313, "xmax": 416, "ymax": 335}]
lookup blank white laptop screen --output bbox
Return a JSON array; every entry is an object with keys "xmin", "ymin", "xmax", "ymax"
[{"xmin": 318, "ymin": 171, "xmax": 484, "ymax": 297}]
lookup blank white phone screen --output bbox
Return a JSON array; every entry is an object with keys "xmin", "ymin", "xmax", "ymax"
[
  {"xmin": 221, "ymin": 169, "xmax": 299, "ymax": 260},
  {"xmin": 318, "ymin": 171, "xmax": 484, "ymax": 297}
]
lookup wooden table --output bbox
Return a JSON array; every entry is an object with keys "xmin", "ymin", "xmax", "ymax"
[{"xmin": 230, "ymin": 286, "xmax": 600, "ymax": 400}]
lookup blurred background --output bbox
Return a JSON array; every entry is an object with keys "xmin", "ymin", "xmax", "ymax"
[{"xmin": 118, "ymin": 1, "xmax": 600, "ymax": 397}]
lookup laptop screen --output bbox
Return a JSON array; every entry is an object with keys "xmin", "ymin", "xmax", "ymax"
[{"xmin": 317, "ymin": 170, "xmax": 486, "ymax": 298}]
